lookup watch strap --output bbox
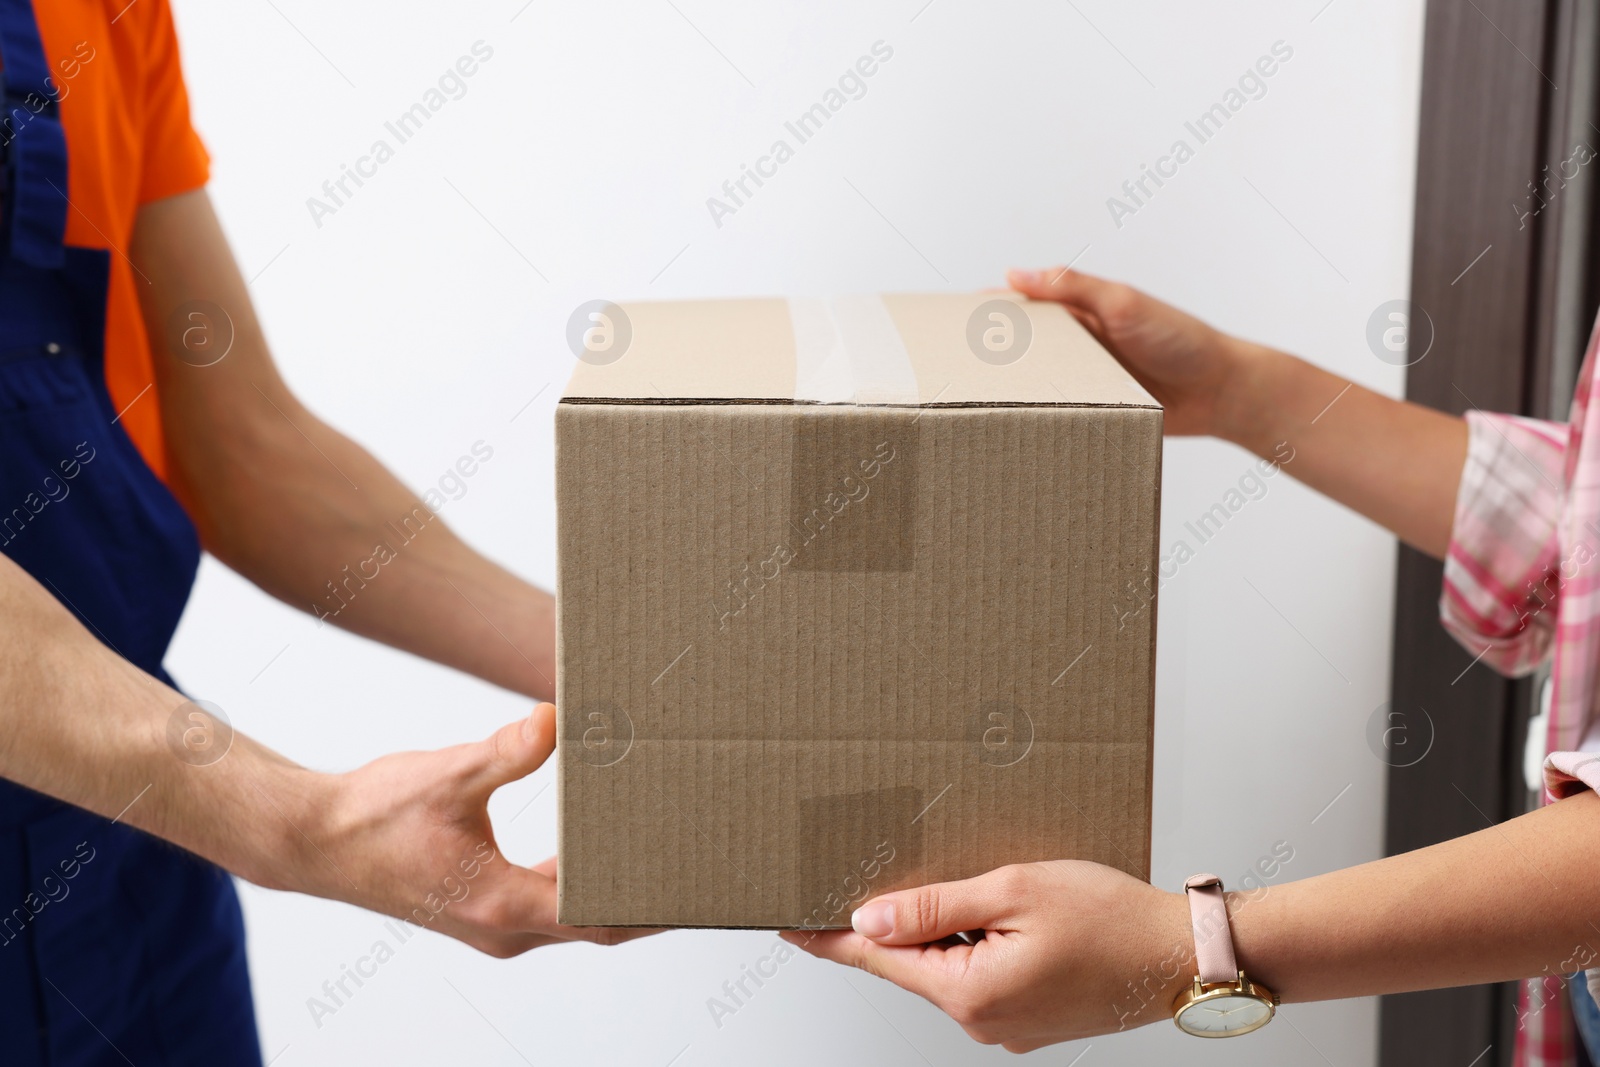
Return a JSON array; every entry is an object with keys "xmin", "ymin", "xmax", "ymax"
[{"xmin": 1183, "ymin": 873, "xmax": 1239, "ymax": 985}]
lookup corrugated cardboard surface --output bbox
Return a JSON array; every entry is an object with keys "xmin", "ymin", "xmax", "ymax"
[{"xmin": 556, "ymin": 295, "xmax": 1161, "ymax": 929}]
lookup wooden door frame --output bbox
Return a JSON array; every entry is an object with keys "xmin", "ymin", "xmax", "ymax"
[{"xmin": 1382, "ymin": 1, "xmax": 1600, "ymax": 1063}]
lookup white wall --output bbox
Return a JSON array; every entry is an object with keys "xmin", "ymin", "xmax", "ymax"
[{"xmin": 166, "ymin": 1, "xmax": 1425, "ymax": 1063}]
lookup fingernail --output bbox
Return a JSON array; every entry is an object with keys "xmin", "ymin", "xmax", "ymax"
[
  {"xmin": 1008, "ymin": 269, "xmax": 1039, "ymax": 287},
  {"xmin": 522, "ymin": 717, "xmax": 536, "ymax": 742},
  {"xmin": 851, "ymin": 901, "xmax": 895, "ymax": 939}
]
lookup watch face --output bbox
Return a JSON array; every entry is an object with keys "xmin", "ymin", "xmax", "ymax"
[{"xmin": 1176, "ymin": 993, "xmax": 1273, "ymax": 1036}]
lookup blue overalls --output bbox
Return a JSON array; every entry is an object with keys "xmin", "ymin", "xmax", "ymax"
[{"xmin": 0, "ymin": 0, "xmax": 262, "ymax": 1061}]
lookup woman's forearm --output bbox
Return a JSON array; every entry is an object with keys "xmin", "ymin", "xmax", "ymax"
[
  {"xmin": 1218, "ymin": 342, "xmax": 1469, "ymax": 559},
  {"xmin": 1233, "ymin": 790, "xmax": 1600, "ymax": 1003}
]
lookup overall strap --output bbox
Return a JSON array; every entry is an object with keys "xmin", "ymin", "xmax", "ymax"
[{"xmin": 0, "ymin": 0, "xmax": 67, "ymax": 269}]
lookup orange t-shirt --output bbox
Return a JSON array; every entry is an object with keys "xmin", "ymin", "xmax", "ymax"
[{"xmin": 28, "ymin": 0, "xmax": 211, "ymax": 480}]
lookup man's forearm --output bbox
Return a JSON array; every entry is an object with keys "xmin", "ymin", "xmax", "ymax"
[
  {"xmin": 131, "ymin": 190, "xmax": 555, "ymax": 702},
  {"xmin": 0, "ymin": 552, "xmax": 327, "ymax": 891},
  {"xmin": 1218, "ymin": 341, "xmax": 1469, "ymax": 559},
  {"xmin": 1228, "ymin": 790, "xmax": 1600, "ymax": 1003},
  {"xmin": 176, "ymin": 404, "xmax": 556, "ymax": 702},
  {"xmin": 0, "ymin": 551, "xmax": 633, "ymax": 953}
]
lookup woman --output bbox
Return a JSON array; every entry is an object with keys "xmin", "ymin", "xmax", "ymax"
[{"xmin": 788, "ymin": 266, "xmax": 1600, "ymax": 1065}]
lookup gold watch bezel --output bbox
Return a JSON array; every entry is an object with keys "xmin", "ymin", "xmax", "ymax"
[{"xmin": 1171, "ymin": 970, "xmax": 1279, "ymax": 1038}]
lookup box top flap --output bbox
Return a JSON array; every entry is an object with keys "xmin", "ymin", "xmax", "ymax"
[{"xmin": 561, "ymin": 292, "xmax": 1161, "ymax": 409}]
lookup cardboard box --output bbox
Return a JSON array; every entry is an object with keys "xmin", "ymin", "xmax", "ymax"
[{"xmin": 555, "ymin": 292, "xmax": 1161, "ymax": 928}]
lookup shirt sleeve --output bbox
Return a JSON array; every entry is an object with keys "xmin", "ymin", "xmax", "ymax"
[
  {"xmin": 1438, "ymin": 410, "xmax": 1569, "ymax": 676},
  {"xmin": 1546, "ymin": 751, "xmax": 1600, "ymax": 800},
  {"xmin": 136, "ymin": 0, "xmax": 210, "ymax": 204}
]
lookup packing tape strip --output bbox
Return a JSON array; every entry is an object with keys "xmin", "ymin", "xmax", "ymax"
[{"xmin": 789, "ymin": 296, "xmax": 920, "ymax": 405}]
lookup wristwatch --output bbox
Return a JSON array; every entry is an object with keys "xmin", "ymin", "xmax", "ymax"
[{"xmin": 1171, "ymin": 873, "xmax": 1278, "ymax": 1037}]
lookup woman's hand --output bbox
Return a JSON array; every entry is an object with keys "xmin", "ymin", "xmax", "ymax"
[
  {"xmin": 288, "ymin": 702, "xmax": 653, "ymax": 956},
  {"xmin": 1009, "ymin": 265, "xmax": 1469, "ymax": 556},
  {"xmin": 782, "ymin": 860, "xmax": 1192, "ymax": 1053},
  {"xmin": 1008, "ymin": 267, "xmax": 1251, "ymax": 439}
]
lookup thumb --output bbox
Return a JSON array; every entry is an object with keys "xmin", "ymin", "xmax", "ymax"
[
  {"xmin": 849, "ymin": 870, "xmax": 1013, "ymax": 946},
  {"xmin": 470, "ymin": 702, "xmax": 556, "ymax": 796}
]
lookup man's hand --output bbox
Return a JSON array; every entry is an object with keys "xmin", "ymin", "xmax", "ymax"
[
  {"xmin": 782, "ymin": 861, "xmax": 1191, "ymax": 1053},
  {"xmin": 288, "ymin": 702, "xmax": 650, "ymax": 956},
  {"xmin": 0, "ymin": 554, "xmax": 635, "ymax": 957}
]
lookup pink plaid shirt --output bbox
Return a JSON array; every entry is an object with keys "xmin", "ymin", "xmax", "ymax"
[{"xmin": 1441, "ymin": 320, "xmax": 1600, "ymax": 1066}]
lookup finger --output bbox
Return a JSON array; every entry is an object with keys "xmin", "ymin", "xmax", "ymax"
[
  {"xmin": 572, "ymin": 925, "xmax": 667, "ymax": 946},
  {"xmin": 780, "ymin": 929, "xmax": 960, "ymax": 1004},
  {"xmin": 1007, "ymin": 267, "xmax": 1130, "ymax": 322},
  {"xmin": 479, "ymin": 864, "xmax": 586, "ymax": 942},
  {"xmin": 487, "ymin": 865, "xmax": 661, "ymax": 946},
  {"xmin": 1003, "ymin": 1040, "xmax": 1043, "ymax": 1054},
  {"xmin": 472, "ymin": 931, "xmax": 569, "ymax": 957},
  {"xmin": 846, "ymin": 869, "xmax": 1015, "ymax": 946},
  {"xmin": 1062, "ymin": 304, "xmax": 1108, "ymax": 343},
  {"xmin": 469, "ymin": 702, "xmax": 557, "ymax": 797},
  {"xmin": 531, "ymin": 854, "xmax": 557, "ymax": 880}
]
